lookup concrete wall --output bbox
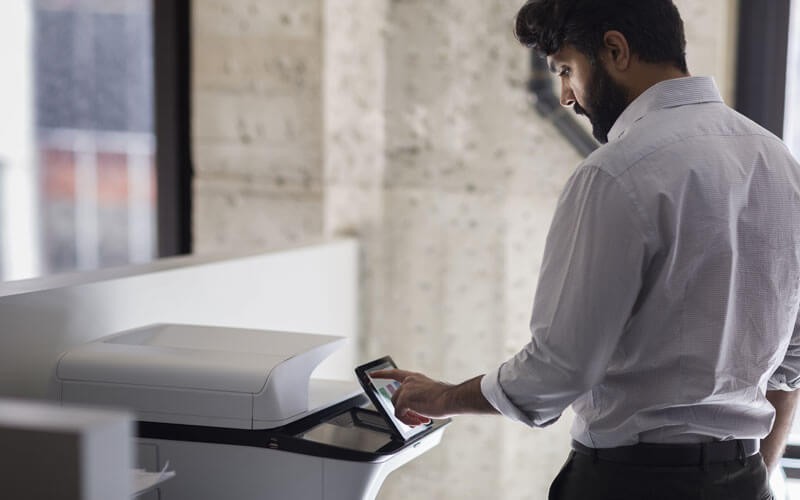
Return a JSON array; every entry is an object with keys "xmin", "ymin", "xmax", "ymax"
[
  {"xmin": 191, "ymin": 1, "xmax": 739, "ymax": 498},
  {"xmin": 192, "ymin": 0, "xmax": 324, "ymax": 252},
  {"xmin": 674, "ymin": 0, "xmax": 739, "ymax": 105}
]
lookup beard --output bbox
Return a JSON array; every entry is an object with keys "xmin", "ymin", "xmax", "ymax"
[{"xmin": 573, "ymin": 62, "xmax": 630, "ymax": 144}]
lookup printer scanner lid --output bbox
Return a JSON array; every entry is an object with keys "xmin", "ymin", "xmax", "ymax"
[{"xmin": 55, "ymin": 324, "xmax": 353, "ymax": 429}]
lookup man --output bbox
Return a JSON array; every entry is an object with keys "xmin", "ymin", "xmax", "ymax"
[{"xmin": 372, "ymin": 0, "xmax": 800, "ymax": 498}]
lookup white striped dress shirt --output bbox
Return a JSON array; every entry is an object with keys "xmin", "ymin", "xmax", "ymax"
[{"xmin": 481, "ymin": 76, "xmax": 800, "ymax": 447}]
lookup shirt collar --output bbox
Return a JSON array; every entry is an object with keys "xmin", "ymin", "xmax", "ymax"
[{"xmin": 608, "ymin": 76, "xmax": 724, "ymax": 142}]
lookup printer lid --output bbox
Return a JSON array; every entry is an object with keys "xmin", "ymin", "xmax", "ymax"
[{"xmin": 56, "ymin": 324, "xmax": 349, "ymax": 428}]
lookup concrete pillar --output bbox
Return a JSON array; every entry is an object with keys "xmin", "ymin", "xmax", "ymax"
[{"xmin": 191, "ymin": 0, "xmax": 324, "ymax": 253}]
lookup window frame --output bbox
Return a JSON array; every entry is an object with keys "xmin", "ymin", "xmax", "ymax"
[
  {"xmin": 734, "ymin": 0, "xmax": 791, "ymax": 137},
  {"xmin": 154, "ymin": 0, "xmax": 192, "ymax": 257}
]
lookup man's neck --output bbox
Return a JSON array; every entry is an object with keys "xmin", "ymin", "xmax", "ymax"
[{"xmin": 626, "ymin": 64, "xmax": 690, "ymax": 104}]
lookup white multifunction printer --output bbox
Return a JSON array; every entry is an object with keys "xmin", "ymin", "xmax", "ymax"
[{"xmin": 53, "ymin": 324, "xmax": 449, "ymax": 500}]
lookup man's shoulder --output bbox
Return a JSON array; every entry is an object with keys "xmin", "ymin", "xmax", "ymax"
[
  {"xmin": 587, "ymin": 102, "xmax": 788, "ymax": 178},
  {"xmin": 578, "ymin": 141, "xmax": 628, "ymax": 178}
]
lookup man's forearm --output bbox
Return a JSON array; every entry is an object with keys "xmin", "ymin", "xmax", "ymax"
[
  {"xmin": 762, "ymin": 390, "xmax": 800, "ymax": 473},
  {"xmin": 443, "ymin": 375, "xmax": 499, "ymax": 415},
  {"xmin": 371, "ymin": 369, "xmax": 499, "ymax": 421}
]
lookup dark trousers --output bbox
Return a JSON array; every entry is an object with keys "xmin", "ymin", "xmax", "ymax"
[{"xmin": 549, "ymin": 451, "xmax": 774, "ymax": 500}]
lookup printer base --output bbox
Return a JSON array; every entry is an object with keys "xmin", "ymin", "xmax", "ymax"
[{"xmin": 136, "ymin": 426, "xmax": 445, "ymax": 500}]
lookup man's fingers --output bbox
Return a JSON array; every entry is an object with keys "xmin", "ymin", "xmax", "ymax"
[
  {"xmin": 393, "ymin": 389, "xmax": 432, "ymax": 426},
  {"xmin": 370, "ymin": 369, "xmax": 414, "ymax": 382},
  {"xmin": 394, "ymin": 405, "xmax": 425, "ymax": 426},
  {"xmin": 404, "ymin": 416, "xmax": 427, "ymax": 426},
  {"xmin": 406, "ymin": 410, "xmax": 431, "ymax": 424},
  {"xmin": 396, "ymin": 411, "xmax": 430, "ymax": 427},
  {"xmin": 368, "ymin": 368, "xmax": 438, "ymax": 425}
]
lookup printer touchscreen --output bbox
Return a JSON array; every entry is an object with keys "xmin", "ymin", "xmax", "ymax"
[{"xmin": 356, "ymin": 357, "xmax": 431, "ymax": 441}]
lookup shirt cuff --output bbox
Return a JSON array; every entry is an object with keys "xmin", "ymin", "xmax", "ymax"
[
  {"xmin": 480, "ymin": 365, "xmax": 536, "ymax": 427},
  {"xmin": 768, "ymin": 370, "xmax": 800, "ymax": 391}
]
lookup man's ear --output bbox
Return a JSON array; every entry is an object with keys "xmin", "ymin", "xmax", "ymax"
[{"xmin": 602, "ymin": 30, "xmax": 631, "ymax": 71}]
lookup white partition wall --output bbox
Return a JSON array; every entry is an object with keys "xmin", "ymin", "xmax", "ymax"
[{"xmin": 0, "ymin": 239, "xmax": 358, "ymax": 399}]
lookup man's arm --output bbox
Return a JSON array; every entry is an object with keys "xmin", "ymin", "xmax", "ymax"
[
  {"xmin": 762, "ymin": 389, "xmax": 800, "ymax": 473},
  {"xmin": 370, "ymin": 369, "xmax": 497, "ymax": 425},
  {"xmin": 374, "ymin": 167, "xmax": 650, "ymax": 427}
]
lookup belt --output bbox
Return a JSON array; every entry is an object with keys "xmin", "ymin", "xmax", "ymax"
[{"xmin": 571, "ymin": 439, "xmax": 759, "ymax": 466}]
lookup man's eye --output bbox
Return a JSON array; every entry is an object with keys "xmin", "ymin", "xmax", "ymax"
[{"xmin": 559, "ymin": 68, "xmax": 571, "ymax": 77}]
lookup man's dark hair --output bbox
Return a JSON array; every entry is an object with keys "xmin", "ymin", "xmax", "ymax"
[{"xmin": 515, "ymin": 0, "xmax": 688, "ymax": 72}]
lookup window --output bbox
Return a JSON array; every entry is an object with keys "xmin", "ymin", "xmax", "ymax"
[
  {"xmin": 0, "ymin": 0, "xmax": 190, "ymax": 283},
  {"xmin": 785, "ymin": 0, "xmax": 800, "ymax": 158},
  {"xmin": 0, "ymin": 0, "xmax": 156, "ymax": 281},
  {"xmin": 734, "ymin": 0, "xmax": 791, "ymax": 139}
]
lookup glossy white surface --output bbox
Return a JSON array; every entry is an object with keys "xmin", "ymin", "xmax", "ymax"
[
  {"xmin": 58, "ymin": 324, "xmax": 343, "ymax": 393},
  {"xmin": 55, "ymin": 323, "xmax": 356, "ymax": 429}
]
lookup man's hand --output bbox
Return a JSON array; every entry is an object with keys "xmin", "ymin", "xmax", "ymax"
[
  {"xmin": 762, "ymin": 390, "xmax": 800, "ymax": 473},
  {"xmin": 369, "ymin": 369, "xmax": 452, "ymax": 425},
  {"xmin": 369, "ymin": 369, "xmax": 498, "ymax": 426}
]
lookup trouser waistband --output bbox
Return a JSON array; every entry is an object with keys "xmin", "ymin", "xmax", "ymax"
[{"xmin": 571, "ymin": 439, "xmax": 759, "ymax": 466}]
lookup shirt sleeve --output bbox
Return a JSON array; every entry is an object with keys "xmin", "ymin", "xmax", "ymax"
[
  {"xmin": 481, "ymin": 165, "xmax": 651, "ymax": 427},
  {"xmin": 768, "ymin": 309, "xmax": 800, "ymax": 391}
]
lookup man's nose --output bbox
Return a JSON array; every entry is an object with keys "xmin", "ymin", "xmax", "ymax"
[{"xmin": 560, "ymin": 80, "xmax": 576, "ymax": 107}]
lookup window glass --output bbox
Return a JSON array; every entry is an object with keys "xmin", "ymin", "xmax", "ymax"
[
  {"xmin": 785, "ymin": 0, "xmax": 800, "ymax": 157},
  {"xmin": 0, "ymin": 0, "xmax": 155, "ymax": 282}
]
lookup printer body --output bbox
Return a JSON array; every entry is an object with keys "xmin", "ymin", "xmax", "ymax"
[{"xmin": 53, "ymin": 324, "xmax": 449, "ymax": 500}]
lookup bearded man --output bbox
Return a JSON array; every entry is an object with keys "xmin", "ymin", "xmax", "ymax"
[{"xmin": 373, "ymin": 1, "xmax": 800, "ymax": 498}]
